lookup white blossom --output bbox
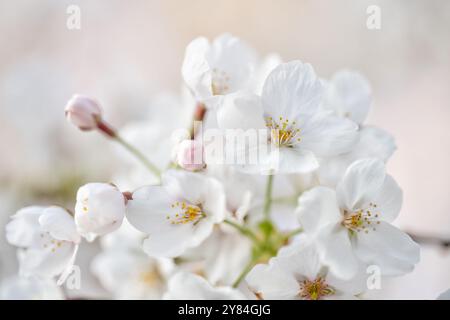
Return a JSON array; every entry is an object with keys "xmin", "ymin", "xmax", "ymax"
[
  {"xmin": 2, "ymin": 33, "xmax": 426, "ymax": 301},
  {"xmin": 126, "ymin": 170, "xmax": 226, "ymax": 258},
  {"xmin": 297, "ymin": 158, "xmax": 420, "ymax": 279},
  {"xmin": 246, "ymin": 241, "xmax": 366, "ymax": 300},
  {"xmin": 217, "ymin": 61, "xmax": 358, "ymax": 174},
  {"xmin": 317, "ymin": 126, "xmax": 396, "ymax": 187},
  {"xmin": 182, "ymin": 33, "xmax": 257, "ymax": 108},
  {"xmin": 6, "ymin": 206, "xmax": 81, "ymax": 283},
  {"xmin": 323, "ymin": 70, "xmax": 372, "ymax": 125},
  {"xmin": 74, "ymin": 183, "xmax": 126, "ymax": 241},
  {"xmin": 91, "ymin": 248, "xmax": 167, "ymax": 300},
  {"xmin": 163, "ymin": 271, "xmax": 247, "ymax": 300}
]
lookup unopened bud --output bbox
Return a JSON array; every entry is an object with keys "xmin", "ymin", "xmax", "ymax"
[
  {"xmin": 74, "ymin": 183, "xmax": 125, "ymax": 241},
  {"xmin": 176, "ymin": 139, "xmax": 205, "ymax": 171},
  {"xmin": 65, "ymin": 94, "xmax": 102, "ymax": 131}
]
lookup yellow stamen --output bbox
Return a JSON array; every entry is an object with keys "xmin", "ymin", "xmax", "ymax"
[
  {"xmin": 298, "ymin": 277, "xmax": 335, "ymax": 300},
  {"xmin": 265, "ymin": 115, "xmax": 301, "ymax": 147},
  {"xmin": 166, "ymin": 202, "xmax": 205, "ymax": 225}
]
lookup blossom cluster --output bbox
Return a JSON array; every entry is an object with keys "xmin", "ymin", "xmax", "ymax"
[{"xmin": 3, "ymin": 34, "xmax": 422, "ymax": 300}]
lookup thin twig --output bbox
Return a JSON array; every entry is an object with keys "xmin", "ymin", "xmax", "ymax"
[{"xmin": 407, "ymin": 232, "xmax": 450, "ymax": 248}]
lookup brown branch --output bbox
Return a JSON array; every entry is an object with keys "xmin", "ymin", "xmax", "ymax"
[{"xmin": 407, "ymin": 232, "xmax": 450, "ymax": 248}]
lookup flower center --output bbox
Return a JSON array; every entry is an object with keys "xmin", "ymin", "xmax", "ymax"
[
  {"xmin": 211, "ymin": 68, "xmax": 230, "ymax": 95},
  {"xmin": 40, "ymin": 232, "xmax": 65, "ymax": 253},
  {"xmin": 82, "ymin": 198, "xmax": 89, "ymax": 213},
  {"xmin": 298, "ymin": 277, "xmax": 335, "ymax": 300},
  {"xmin": 342, "ymin": 202, "xmax": 381, "ymax": 234},
  {"xmin": 139, "ymin": 268, "xmax": 162, "ymax": 287},
  {"xmin": 265, "ymin": 116, "xmax": 301, "ymax": 147},
  {"xmin": 166, "ymin": 201, "xmax": 205, "ymax": 225}
]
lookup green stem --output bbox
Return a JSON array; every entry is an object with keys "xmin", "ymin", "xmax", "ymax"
[
  {"xmin": 114, "ymin": 135, "xmax": 161, "ymax": 181},
  {"xmin": 232, "ymin": 257, "xmax": 258, "ymax": 288},
  {"xmin": 263, "ymin": 174, "xmax": 274, "ymax": 220},
  {"xmin": 271, "ymin": 194, "xmax": 298, "ymax": 205},
  {"xmin": 223, "ymin": 219, "xmax": 258, "ymax": 243}
]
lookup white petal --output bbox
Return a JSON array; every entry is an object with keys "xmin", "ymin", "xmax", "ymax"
[
  {"xmin": 274, "ymin": 147, "xmax": 319, "ymax": 174},
  {"xmin": 300, "ymin": 112, "xmax": 358, "ymax": 157},
  {"xmin": 127, "ymin": 184, "xmax": 216, "ymax": 258},
  {"xmin": 164, "ymin": 271, "xmax": 246, "ymax": 300},
  {"xmin": 373, "ymin": 175, "xmax": 403, "ymax": 222},
  {"xmin": 6, "ymin": 206, "xmax": 43, "ymax": 247},
  {"xmin": 245, "ymin": 263, "xmax": 299, "ymax": 300},
  {"xmin": 126, "ymin": 185, "xmax": 176, "ymax": 235},
  {"xmin": 75, "ymin": 183, "xmax": 125, "ymax": 239},
  {"xmin": 233, "ymin": 142, "xmax": 273, "ymax": 175},
  {"xmin": 262, "ymin": 61, "xmax": 323, "ymax": 119},
  {"xmin": 163, "ymin": 170, "xmax": 226, "ymax": 223},
  {"xmin": 351, "ymin": 126, "xmax": 396, "ymax": 162},
  {"xmin": 162, "ymin": 170, "xmax": 209, "ymax": 205},
  {"xmin": 206, "ymin": 33, "xmax": 257, "ymax": 94},
  {"xmin": 39, "ymin": 207, "xmax": 80, "ymax": 243},
  {"xmin": 315, "ymin": 225, "xmax": 360, "ymax": 280},
  {"xmin": 296, "ymin": 187, "xmax": 342, "ymax": 235},
  {"xmin": 336, "ymin": 158, "xmax": 386, "ymax": 211},
  {"xmin": 18, "ymin": 243, "xmax": 77, "ymax": 279},
  {"xmin": 276, "ymin": 242, "xmax": 322, "ymax": 280},
  {"xmin": 216, "ymin": 92, "xmax": 265, "ymax": 130},
  {"xmin": 141, "ymin": 225, "xmax": 198, "ymax": 258},
  {"xmin": 181, "ymin": 37, "xmax": 213, "ymax": 100},
  {"xmin": 324, "ymin": 70, "xmax": 372, "ymax": 124},
  {"xmin": 325, "ymin": 263, "xmax": 368, "ymax": 296},
  {"xmin": 202, "ymin": 177, "xmax": 226, "ymax": 223},
  {"xmin": 316, "ymin": 126, "xmax": 396, "ymax": 187},
  {"xmin": 353, "ymin": 221, "xmax": 420, "ymax": 276},
  {"xmin": 189, "ymin": 229, "xmax": 252, "ymax": 286}
]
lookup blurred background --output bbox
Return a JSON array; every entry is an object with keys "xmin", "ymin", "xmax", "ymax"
[{"xmin": 0, "ymin": 0, "xmax": 449, "ymax": 299}]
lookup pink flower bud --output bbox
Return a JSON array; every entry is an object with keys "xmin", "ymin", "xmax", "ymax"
[
  {"xmin": 177, "ymin": 139, "xmax": 205, "ymax": 171},
  {"xmin": 65, "ymin": 94, "xmax": 102, "ymax": 131}
]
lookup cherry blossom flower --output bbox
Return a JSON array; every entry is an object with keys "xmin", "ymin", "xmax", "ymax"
[
  {"xmin": 91, "ymin": 248, "xmax": 167, "ymax": 300},
  {"xmin": 163, "ymin": 271, "xmax": 247, "ymax": 299},
  {"xmin": 217, "ymin": 61, "xmax": 358, "ymax": 174},
  {"xmin": 296, "ymin": 158, "xmax": 420, "ymax": 279},
  {"xmin": 91, "ymin": 219, "xmax": 173, "ymax": 299},
  {"xmin": 315, "ymin": 71, "xmax": 392, "ymax": 186},
  {"xmin": 2, "ymin": 33, "xmax": 426, "ymax": 301},
  {"xmin": 182, "ymin": 33, "xmax": 257, "ymax": 107},
  {"xmin": 6, "ymin": 206, "xmax": 81, "ymax": 283},
  {"xmin": 74, "ymin": 183, "xmax": 126, "ymax": 241},
  {"xmin": 246, "ymin": 241, "xmax": 366, "ymax": 300},
  {"xmin": 126, "ymin": 170, "xmax": 226, "ymax": 258},
  {"xmin": 323, "ymin": 70, "xmax": 372, "ymax": 125},
  {"xmin": 317, "ymin": 126, "xmax": 396, "ymax": 186}
]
